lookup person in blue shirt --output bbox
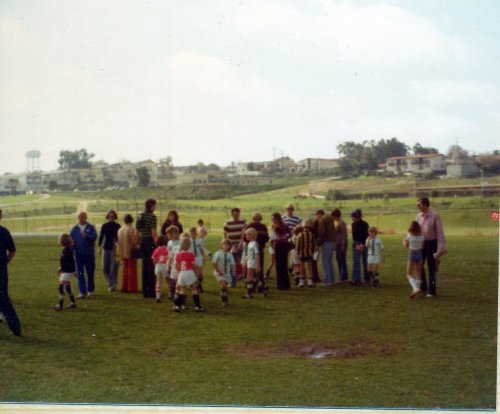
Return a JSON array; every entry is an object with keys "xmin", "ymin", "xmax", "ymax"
[
  {"xmin": 0, "ymin": 209, "xmax": 21, "ymax": 336},
  {"xmin": 70, "ymin": 211, "xmax": 97, "ymax": 298}
]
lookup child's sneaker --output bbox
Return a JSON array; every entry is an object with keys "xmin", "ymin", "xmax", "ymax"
[
  {"xmin": 409, "ymin": 289, "xmax": 422, "ymax": 298},
  {"xmin": 156, "ymin": 298, "xmax": 161, "ymax": 303},
  {"xmin": 54, "ymin": 304, "xmax": 63, "ymax": 311},
  {"xmin": 241, "ymin": 294, "xmax": 253, "ymax": 299},
  {"xmin": 66, "ymin": 302, "xmax": 77, "ymax": 309},
  {"xmin": 308, "ymin": 281, "xmax": 314, "ymax": 288},
  {"xmin": 173, "ymin": 305, "xmax": 181, "ymax": 312},
  {"xmin": 77, "ymin": 294, "xmax": 86, "ymax": 299},
  {"xmin": 373, "ymin": 279, "xmax": 379, "ymax": 288},
  {"xmin": 195, "ymin": 306, "xmax": 205, "ymax": 312}
]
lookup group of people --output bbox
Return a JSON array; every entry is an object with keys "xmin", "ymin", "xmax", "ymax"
[{"xmin": 0, "ymin": 196, "xmax": 447, "ymax": 335}]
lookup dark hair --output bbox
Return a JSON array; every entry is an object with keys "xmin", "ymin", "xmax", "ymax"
[
  {"xmin": 156, "ymin": 235, "xmax": 167, "ymax": 246},
  {"xmin": 351, "ymin": 209, "xmax": 362, "ymax": 218},
  {"xmin": 106, "ymin": 210, "xmax": 118, "ymax": 220},
  {"xmin": 316, "ymin": 209, "xmax": 325, "ymax": 215},
  {"xmin": 167, "ymin": 210, "xmax": 179, "ymax": 222},
  {"xmin": 331, "ymin": 208, "xmax": 341, "ymax": 217},
  {"xmin": 418, "ymin": 197, "xmax": 430, "ymax": 208},
  {"xmin": 231, "ymin": 207, "xmax": 241, "ymax": 214},
  {"xmin": 59, "ymin": 233, "xmax": 73, "ymax": 247},
  {"xmin": 198, "ymin": 219, "xmax": 204, "ymax": 225},
  {"xmin": 408, "ymin": 220, "xmax": 422, "ymax": 236},
  {"xmin": 124, "ymin": 214, "xmax": 134, "ymax": 224},
  {"xmin": 145, "ymin": 199, "xmax": 157, "ymax": 212}
]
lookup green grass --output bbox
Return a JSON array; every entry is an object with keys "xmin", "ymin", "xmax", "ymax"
[{"xmin": 0, "ymin": 234, "xmax": 497, "ymax": 409}]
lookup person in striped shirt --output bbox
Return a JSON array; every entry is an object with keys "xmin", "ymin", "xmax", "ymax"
[
  {"xmin": 223, "ymin": 208, "xmax": 246, "ymax": 286},
  {"xmin": 296, "ymin": 220, "xmax": 316, "ymax": 287},
  {"xmin": 281, "ymin": 204, "xmax": 302, "ymax": 231}
]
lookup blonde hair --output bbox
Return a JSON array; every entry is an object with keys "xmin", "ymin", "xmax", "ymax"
[
  {"xmin": 166, "ymin": 225, "xmax": 179, "ymax": 239},
  {"xmin": 245, "ymin": 228, "xmax": 257, "ymax": 239},
  {"xmin": 180, "ymin": 237, "xmax": 191, "ymax": 251},
  {"xmin": 221, "ymin": 238, "xmax": 232, "ymax": 249},
  {"xmin": 368, "ymin": 226, "xmax": 378, "ymax": 235}
]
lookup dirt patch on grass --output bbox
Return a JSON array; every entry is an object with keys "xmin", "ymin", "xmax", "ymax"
[{"xmin": 226, "ymin": 338, "xmax": 395, "ymax": 360}]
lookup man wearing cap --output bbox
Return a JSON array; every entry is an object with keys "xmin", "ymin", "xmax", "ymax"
[
  {"xmin": 415, "ymin": 197, "xmax": 446, "ymax": 297},
  {"xmin": 0, "ymin": 209, "xmax": 21, "ymax": 336}
]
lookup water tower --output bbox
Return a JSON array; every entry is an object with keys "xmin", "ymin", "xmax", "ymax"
[{"xmin": 25, "ymin": 150, "xmax": 41, "ymax": 171}]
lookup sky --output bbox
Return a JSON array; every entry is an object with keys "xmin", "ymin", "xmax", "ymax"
[{"xmin": 1, "ymin": 0, "xmax": 499, "ymax": 174}]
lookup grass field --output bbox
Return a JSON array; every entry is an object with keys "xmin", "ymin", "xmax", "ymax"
[{"xmin": 0, "ymin": 233, "xmax": 497, "ymax": 409}]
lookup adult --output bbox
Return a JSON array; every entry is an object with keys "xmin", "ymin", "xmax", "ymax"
[
  {"xmin": 117, "ymin": 214, "xmax": 139, "ymax": 293},
  {"xmin": 160, "ymin": 210, "xmax": 184, "ymax": 236},
  {"xmin": 310, "ymin": 209, "xmax": 324, "ymax": 283},
  {"xmin": 223, "ymin": 208, "xmax": 246, "ymax": 286},
  {"xmin": 281, "ymin": 203, "xmax": 302, "ymax": 231},
  {"xmin": 0, "ymin": 209, "xmax": 21, "ymax": 336},
  {"xmin": 416, "ymin": 197, "xmax": 446, "ymax": 297},
  {"xmin": 244, "ymin": 212, "xmax": 270, "ymax": 279},
  {"xmin": 270, "ymin": 213, "xmax": 292, "ymax": 290},
  {"xmin": 332, "ymin": 208, "xmax": 348, "ymax": 282},
  {"xmin": 136, "ymin": 199, "xmax": 158, "ymax": 298},
  {"xmin": 98, "ymin": 210, "xmax": 121, "ymax": 292},
  {"xmin": 317, "ymin": 210, "xmax": 337, "ymax": 285},
  {"xmin": 70, "ymin": 211, "xmax": 97, "ymax": 298},
  {"xmin": 350, "ymin": 209, "xmax": 369, "ymax": 285}
]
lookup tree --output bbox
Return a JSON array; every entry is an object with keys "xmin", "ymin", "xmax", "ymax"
[
  {"xmin": 136, "ymin": 167, "xmax": 150, "ymax": 187},
  {"xmin": 58, "ymin": 149, "xmax": 94, "ymax": 169},
  {"xmin": 372, "ymin": 138, "xmax": 409, "ymax": 162},
  {"xmin": 413, "ymin": 142, "xmax": 438, "ymax": 155},
  {"xmin": 447, "ymin": 145, "xmax": 470, "ymax": 163}
]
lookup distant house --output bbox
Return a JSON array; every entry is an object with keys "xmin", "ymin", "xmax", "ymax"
[
  {"xmin": 385, "ymin": 154, "xmax": 447, "ymax": 175},
  {"xmin": 446, "ymin": 163, "xmax": 479, "ymax": 178},
  {"xmin": 297, "ymin": 158, "xmax": 340, "ymax": 172}
]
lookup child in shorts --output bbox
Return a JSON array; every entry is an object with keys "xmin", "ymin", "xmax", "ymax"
[
  {"xmin": 166, "ymin": 225, "xmax": 180, "ymax": 300},
  {"xmin": 212, "ymin": 239, "xmax": 235, "ymax": 306},
  {"xmin": 365, "ymin": 226, "xmax": 384, "ymax": 288},
  {"xmin": 241, "ymin": 228, "xmax": 262, "ymax": 298},
  {"xmin": 173, "ymin": 236, "xmax": 205, "ymax": 312},
  {"xmin": 189, "ymin": 226, "xmax": 205, "ymax": 293},
  {"xmin": 404, "ymin": 221, "xmax": 425, "ymax": 298},
  {"xmin": 55, "ymin": 233, "xmax": 77, "ymax": 311},
  {"xmin": 296, "ymin": 220, "xmax": 316, "ymax": 287},
  {"xmin": 152, "ymin": 235, "xmax": 169, "ymax": 302},
  {"xmin": 290, "ymin": 225, "xmax": 303, "ymax": 286}
]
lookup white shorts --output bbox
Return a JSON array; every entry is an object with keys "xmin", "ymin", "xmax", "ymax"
[
  {"xmin": 177, "ymin": 270, "xmax": 198, "ymax": 287},
  {"xmin": 59, "ymin": 272, "xmax": 74, "ymax": 282},
  {"xmin": 367, "ymin": 255, "xmax": 381, "ymax": 265},
  {"xmin": 290, "ymin": 249, "xmax": 301, "ymax": 265},
  {"xmin": 213, "ymin": 271, "xmax": 232, "ymax": 284},
  {"xmin": 194, "ymin": 257, "xmax": 203, "ymax": 268},
  {"xmin": 268, "ymin": 246, "xmax": 275, "ymax": 255},
  {"xmin": 246, "ymin": 259, "xmax": 258, "ymax": 270},
  {"xmin": 155, "ymin": 263, "xmax": 168, "ymax": 278}
]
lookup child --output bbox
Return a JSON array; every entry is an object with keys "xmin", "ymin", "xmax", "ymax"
[
  {"xmin": 197, "ymin": 218, "xmax": 211, "ymax": 260},
  {"xmin": 241, "ymin": 228, "xmax": 263, "ymax": 298},
  {"xmin": 296, "ymin": 220, "xmax": 316, "ymax": 287},
  {"xmin": 189, "ymin": 227, "xmax": 205, "ymax": 293},
  {"xmin": 173, "ymin": 236, "xmax": 205, "ymax": 312},
  {"xmin": 166, "ymin": 225, "xmax": 181, "ymax": 301},
  {"xmin": 265, "ymin": 239, "xmax": 276, "ymax": 280},
  {"xmin": 55, "ymin": 233, "xmax": 77, "ymax": 310},
  {"xmin": 365, "ymin": 226, "xmax": 384, "ymax": 288},
  {"xmin": 152, "ymin": 235, "xmax": 169, "ymax": 302},
  {"xmin": 290, "ymin": 225, "xmax": 303, "ymax": 286},
  {"xmin": 404, "ymin": 221, "xmax": 425, "ymax": 298},
  {"xmin": 212, "ymin": 239, "xmax": 235, "ymax": 306}
]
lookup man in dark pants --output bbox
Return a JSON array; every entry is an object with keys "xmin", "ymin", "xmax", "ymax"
[
  {"xmin": 0, "ymin": 209, "xmax": 21, "ymax": 336},
  {"xmin": 416, "ymin": 197, "xmax": 446, "ymax": 297},
  {"xmin": 136, "ymin": 199, "xmax": 157, "ymax": 298}
]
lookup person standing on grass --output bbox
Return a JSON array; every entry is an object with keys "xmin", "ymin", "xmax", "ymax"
[
  {"xmin": 136, "ymin": 199, "xmax": 157, "ymax": 298},
  {"xmin": 415, "ymin": 197, "xmax": 446, "ymax": 297},
  {"xmin": 317, "ymin": 210, "xmax": 337, "ymax": 285},
  {"xmin": 173, "ymin": 236, "xmax": 205, "ymax": 313},
  {"xmin": 70, "ymin": 211, "xmax": 97, "ymax": 298},
  {"xmin": 0, "ymin": 209, "xmax": 21, "ymax": 336},
  {"xmin": 332, "ymin": 209, "xmax": 348, "ymax": 282},
  {"xmin": 160, "ymin": 210, "xmax": 184, "ymax": 236},
  {"xmin": 212, "ymin": 239, "xmax": 235, "ymax": 306},
  {"xmin": 98, "ymin": 210, "xmax": 121, "ymax": 292},
  {"xmin": 350, "ymin": 209, "xmax": 369, "ymax": 285},
  {"xmin": 270, "ymin": 213, "xmax": 292, "ymax": 291},
  {"xmin": 55, "ymin": 233, "xmax": 77, "ymax": 311},
  {"xmin": 244, "ymin": 212, "xmax": 269, "ymax": 282},
  {"xmin": 365, "ymin": 226, "xmax": 384, "ymax": 288},
  {"xmin": 223, "ymin": 208, "xmax": 246, "ymax": 287},
  {"xmin": 117, "ymin": 214, "xmax": 139, "ymax": 293},
  {"xmin": 152, "ymin": 235, "xmax": 169, "ymax": 302},
  {"xmin": 404, "ymin": 221, "xmax": 425, "ymax": 298},
  {"xmin": 197, "ymin": 218, "xmax": 211, "ymax": 260},
  {"xmin": 189, "ymin": 227, "xmax": 205, "ymax": 293},
  {"xmin": 296, "ymin": 220, "xmax": 316, "ymax": 287},
  {"xmin": 310, "ymin": 209, "xmax": 325, "ymax": 284},
  {"xmin": 166, "ymin": 225, "xmax": 181, "ymax": 301}
]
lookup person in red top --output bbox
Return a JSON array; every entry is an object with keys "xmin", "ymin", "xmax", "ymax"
[
  {"xmin": 173, "ymin": 236, "xmax": 205, "ymax": 312},
  {"xmin": 152, "ymin": 235, "xmax": 169, "ymax": 303}
]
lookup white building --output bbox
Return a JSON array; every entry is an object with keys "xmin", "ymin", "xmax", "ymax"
[
  {"xmin": 386, "ymin": 154, "xmax": 447, "ymax": 175},
  {"xmin": 297, "ymin": 158, "xmax": 340, "ymax": 172}
]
